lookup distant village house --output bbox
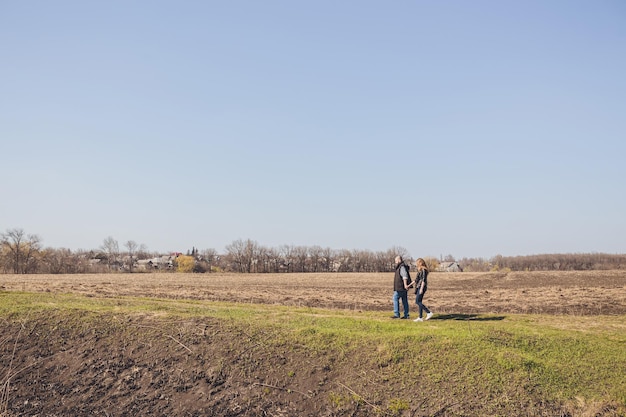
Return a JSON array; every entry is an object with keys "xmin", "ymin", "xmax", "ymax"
[{"xmin": 437, "ymin": 261, "xmax": 463, "ymax": 272}]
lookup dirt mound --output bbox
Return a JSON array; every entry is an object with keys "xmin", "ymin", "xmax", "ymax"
[
  {"xmin": 1, "ymin": 311, "xmax": 585, "ymax": 417},
  {"xmin": 2, "ymin": 313, "xmax": 343, "ymax": 416}
]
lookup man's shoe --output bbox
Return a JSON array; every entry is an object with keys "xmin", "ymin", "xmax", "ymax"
[
  {"xmin": 413, "ymin": 317, "xmax": 423, "ymax": 322},
  {"xmin": 391, "ymin": 316, "xmax": 400, "ymax": 319},
  {"xmin": 426, "ymin": 312, "xmax": 433, "ymax": 320}
]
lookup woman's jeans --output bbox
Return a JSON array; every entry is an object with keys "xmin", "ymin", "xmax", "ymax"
[
  {"xmin": 415, "ymin": 291, "xmax": 430, "ymax": 318},
  {"xmin": 393, "ymin": 290, "xmax": 409, "ymax": 318}
]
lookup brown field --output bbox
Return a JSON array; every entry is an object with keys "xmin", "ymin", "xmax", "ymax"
[
  {"xmin": 2, "ymin": 270, "xmax": 626, "ymax": 416},
  {"xmin": 2, "ymin": 269, "xmax": 625, "ymax": 315}
]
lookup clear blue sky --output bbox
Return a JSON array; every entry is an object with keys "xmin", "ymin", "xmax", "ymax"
[{"xmin": 2, "ymin": 1, "xmax": 625, "ymax": 259}]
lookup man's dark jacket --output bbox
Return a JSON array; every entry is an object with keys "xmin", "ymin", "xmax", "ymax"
[{"xmin": 394, "ymin": 262, "xmax": 409, "ymax": 292}]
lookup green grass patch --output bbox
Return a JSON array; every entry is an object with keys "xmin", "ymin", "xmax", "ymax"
[{"xmin": 2, "ymin": 291, "xmax": 625, "ymax": 415}]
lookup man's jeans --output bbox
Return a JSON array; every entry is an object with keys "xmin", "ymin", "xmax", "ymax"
[{"xmin": 393, "ymin": 290, "xmax": 409, "ymax": 318}]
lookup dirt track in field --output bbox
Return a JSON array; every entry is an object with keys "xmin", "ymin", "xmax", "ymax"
[{"xmin": 2, "ymin": 270, "xmax": 625, "ymax": 315}]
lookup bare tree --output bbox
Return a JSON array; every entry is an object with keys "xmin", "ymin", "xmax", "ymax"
[
  {"xmin": 40, "ymin": 247, "xmax": 76, "ymax": 274},
  {"xmin": 308, "ymin": 245, "xmax": 323, "ymax": 272},
  {"xmin": 387, "ymin": 246, "xmax": 410, "ymax": 271},
  {"xmin": 137, "ymin": 243, "xmax": 149, "ymax": 260},
  {"xmin": 292, "ymin": 246, "xmax": 308, "ymax": 272},
  {"xmin": 334, "ymin": 249, "xmax": 352, "ymax": 272},
  {"xmin": 255, "ymin": 246, "xmax": 269, "ymax": 273},
  {"xmin": 100, "ymin": 236, "xmax": 120, "ymax": 271},
  {"xmin": 200, "ymin": 248, "xmax": 218, "ymax": 273},
  {"xmin": 351, "ymin": 249, "xmax": 372, "ymax": 272},
  {"xmin": 320, "ymin": 247, "xmax": 335, "ymax": 272},
  {"xmin": 262, "ymin": 246, "xmax": 281, "ymax": 273},
  {"xmin": 224, "ymin": 239, "xmax": 261, "ymax": 273},
  {"xmin": 279, "ymin": 244, "xmax": 295, "ymax": 272},
  {"xmin": 0, "ymin": 228, "xmax": 41, "ymax": 274},
  {"xmin": 125, "ymin": 240, "xmax": 138, "ymax": 272},
  {"xmin": 443, "ymin": 254, "xmax": 456, "ymax": 262}
]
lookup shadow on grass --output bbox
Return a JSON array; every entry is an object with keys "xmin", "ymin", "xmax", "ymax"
[{"xmin": 433, "ymin": 314, "xmax": 506, "ymax": 321}]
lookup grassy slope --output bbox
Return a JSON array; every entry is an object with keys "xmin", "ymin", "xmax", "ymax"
[{"xmin": 1, "ymin": 291, "xmax": 625, "ymax": 416}]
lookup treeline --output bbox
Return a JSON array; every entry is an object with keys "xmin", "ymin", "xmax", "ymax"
[
  {"xmin": 1, "ymin": 228, "xmax": 624, "ymax": 274},
  {"xmin": 0, "ymin": 229, "xmax": 413, "ymax": 274},
  {"xmin": 462, "ymin": 253, "xmax": 626, "ymax": 272}
]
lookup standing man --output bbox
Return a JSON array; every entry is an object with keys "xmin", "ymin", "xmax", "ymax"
[{"xmin": 392, "ymin": 255, "xmax": 410, "ymax": 319}]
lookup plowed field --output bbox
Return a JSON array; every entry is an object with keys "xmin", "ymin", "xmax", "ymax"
[
  {"xmin": 2, "ymin": 270, "xmax": 625, "ymax": 315},
  {"xmin": 2, "ymin": 270, "xmax": 625, "ymax": 416}
]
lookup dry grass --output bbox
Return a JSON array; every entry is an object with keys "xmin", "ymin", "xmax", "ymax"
[{"xmin": 1, "ymin": 269, "xmax": 625, "ymax": 315}]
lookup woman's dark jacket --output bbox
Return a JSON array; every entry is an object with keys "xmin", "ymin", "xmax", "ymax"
[{"xmin": 415, "ymin": 269, "xmax": 428, "ymax": 294}]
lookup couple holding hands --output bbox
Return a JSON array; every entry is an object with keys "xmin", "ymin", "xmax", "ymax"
[{"xmin": 392, "ymin": 255, "xmax": 433, "ymax": 321}]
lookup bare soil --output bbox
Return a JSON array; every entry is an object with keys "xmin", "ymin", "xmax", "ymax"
[
  {"xmin": 1, "ymin": 271, "xmax": 625, "ymax": 417},
  {"xmin": 2, "ymin": 270, "xmax": 625, "ymax": 315}
]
